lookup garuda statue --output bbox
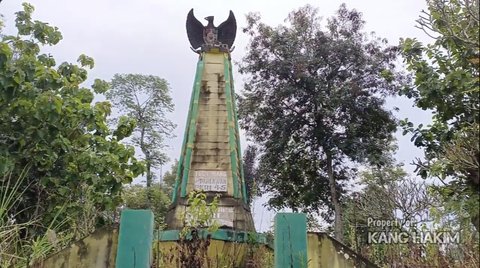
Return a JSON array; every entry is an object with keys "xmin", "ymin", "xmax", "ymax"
[{"xmin": 186, "ymin": 9, "xmax": 237, "ymax": 53}]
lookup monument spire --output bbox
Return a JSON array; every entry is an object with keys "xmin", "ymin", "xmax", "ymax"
[{"xmin": 166, "ymin": 10, "xmax": 254, "ymax": 231}]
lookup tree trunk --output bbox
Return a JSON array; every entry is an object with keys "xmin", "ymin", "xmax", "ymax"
[
  {"xmin": 140, "ymin": 127, "xmax": 152, "ymax": 203},
  {"xmin": 139, "ymin": 127, "xmax": 151, "ymax": 187},
  {"xmin": 468, "ymin": 172, "xmax": 480, "ymax": 233},
  {"xmin": 145, "ymin": 151, "xmax": 152, "ymax": 188},
  {"xmin": 327, "ymin": 152, "xmax": 343, "ymax": 242}
]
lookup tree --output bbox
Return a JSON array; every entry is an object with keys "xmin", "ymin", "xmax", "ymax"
[
  {"xmin": 106, "ymin": 74, "xmax": 175, "ymax": 191},
  {"xmin": 242, "ymin": 144, "xmax": 258, "ymax": 206},
  {"xmin": 161, "ymin": 159, "xmax": 178, "ymax": 198},
  {"xmin": 0, "ymin": 3, "xmax": 144, "ymax": 233},
  {"xmin": 400, "ymin": 0, "xmax": 479, "ymax": 231},
  {"xmin": 343, "ymin": 165, "xmax": 479, "ymax": 267},
  {"xmin": 123, "ymin": 183, "xmax": 170, "ymax": 228},
  {"xmin": 238, "ymin": 4, "xmax": 406, "ymax": 241}
]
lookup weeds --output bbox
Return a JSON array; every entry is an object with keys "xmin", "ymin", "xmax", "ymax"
[
  {"xmin": 0, "ymin": 168, "xmax": 101, "ymax": 267},
  {"xmin": 154, "ymin": 190, "xmax": 274, "ymax": 267}
]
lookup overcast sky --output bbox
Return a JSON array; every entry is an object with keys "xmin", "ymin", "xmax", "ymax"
[{"xmin": 1, "ymin": 0, "xmax": 433, "ymax": 231}]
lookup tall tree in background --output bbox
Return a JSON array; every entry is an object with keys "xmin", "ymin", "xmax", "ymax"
[
  {"xmin": 400, "ymin": 0, "xmax": 479, "ymax": 231},
  {"xmin": 106, "ymin": 74, "xmax": 175, "ymax": 191},
  {"xmin": 238, "ymin": 4, "xmax": 406, "ymax": 241}
]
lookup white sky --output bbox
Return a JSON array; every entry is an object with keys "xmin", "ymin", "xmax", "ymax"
[{"xmin": 1, "ymin": 0, "xmax": 433, "ymax": 231}]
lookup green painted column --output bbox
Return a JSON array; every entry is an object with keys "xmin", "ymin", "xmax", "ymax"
[
  {"xmin": 173, "ymin": 58, "xmax": 205, "ymax": 201},
  {"xmin": 274, "ymin": 213, "xmax": 308, "ymax": 268},
  {"xmin": 116, "ymin": 209, "xmax": 154, "ymax": 268}
]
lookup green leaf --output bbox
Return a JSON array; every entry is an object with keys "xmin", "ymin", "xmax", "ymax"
[
  {"xmin": 92, "ymin": 79, "xmax": 109, "ymax": 94},
  {"xmin": 77, "ymin": 54, "xmax": 94, "ymax": 69}
]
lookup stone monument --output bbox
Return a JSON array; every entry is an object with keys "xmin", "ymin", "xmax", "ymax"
[{"xmin": 165, "ymin": 9, "xmax": 255, "ymax": 232}]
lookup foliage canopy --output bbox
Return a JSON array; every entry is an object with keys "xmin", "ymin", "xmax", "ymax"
[
  {"xmin": 0, "ymin": 3, "xmax": 144, "ymax": 232},
  {"xmin": 238, "ymin": 4, "xmax": 406, "ymax": 240},
  {"xmin": 400, "ymin": 0, "xmax": 479, "ymax": 230}
]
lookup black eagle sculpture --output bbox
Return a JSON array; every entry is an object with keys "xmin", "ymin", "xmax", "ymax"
[{"xmin": 186, "ymin": 9, "xmax": 237, "ymax": 52}]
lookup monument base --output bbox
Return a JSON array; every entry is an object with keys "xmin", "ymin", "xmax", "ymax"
[
  {"xmin": 154, "ymin": 229, "xmax": 272, "ymax": 268},
  {"xmin": 165, "ymin": 196, "xmax": 255, "ymax": 231}
]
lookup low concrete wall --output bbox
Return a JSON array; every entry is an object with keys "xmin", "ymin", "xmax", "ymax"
[
  {"xmin": 32, "ymin": 226, "xmax": 118, "ymax": 268},
  {"xmin": 307, "ymin": 232, "xmax": 378, "ymax": 268},
  {"xmin": 31, "ymin": 228, "xmax": 376, "ymax": 267}
]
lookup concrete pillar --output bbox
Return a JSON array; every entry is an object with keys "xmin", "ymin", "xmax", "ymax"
[
  {"xmin": 116, "ymin": 209, "xmax": 154, "ymax": 268},
  {"xmin": 274, "ymin": 213, "xmax": 308, "ymax": 268}
]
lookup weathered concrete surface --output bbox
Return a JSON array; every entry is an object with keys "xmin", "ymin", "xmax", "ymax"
[
  {"xmin": 32, "ymin": 226, "xmax": 118, "ymax": 268},
  {"xmin": 167, "ymin": 51, "xmax": 255, "ymax": 232},
  {"xmin": 167, "ymin": 196, "xmax": 255, "ymax": 231},
  {"xmin": 307, "ymin": 232, "xmax": 378, "ymax": 268}
]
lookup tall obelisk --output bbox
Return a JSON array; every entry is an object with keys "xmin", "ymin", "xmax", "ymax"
[{"xmin": 165, "ymin": 9, "xmax": 255, "ymax": 232}]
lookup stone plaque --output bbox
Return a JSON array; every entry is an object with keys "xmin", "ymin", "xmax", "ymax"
[
  {"xmin": 213, "ymin": 207, "xmax": 234, "ymax": 227},
  {"xmin": 194, "ymin": 170, "xmax": 228, "ymax": 192}
]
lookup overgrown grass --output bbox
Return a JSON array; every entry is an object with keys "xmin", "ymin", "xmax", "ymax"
[
  {"xmin": 0, "ymin": 167, "xmax": 32, "ymax": 267},
  {"xmin": 0, "ymin": 168, "xmax": 72, "ymax": 267}
]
